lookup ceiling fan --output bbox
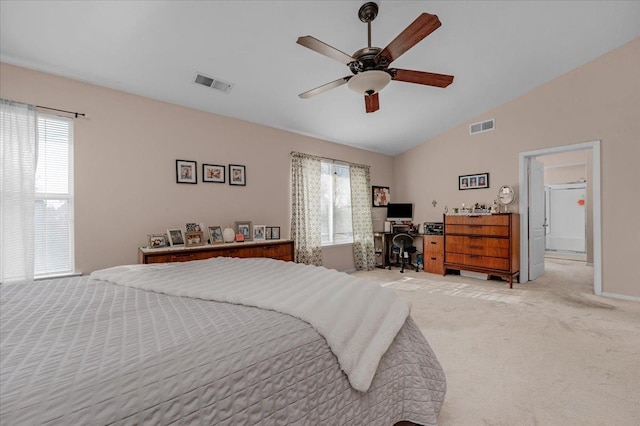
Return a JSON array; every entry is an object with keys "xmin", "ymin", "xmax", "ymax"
[{"xmin": 297, "ymin": 1, "xmax": 454, "ymax": 113}]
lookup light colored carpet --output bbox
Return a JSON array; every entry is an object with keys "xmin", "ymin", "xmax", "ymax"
[{"xmin": 352, "ymin": 259, "xmax": 640, "ymax": 426}]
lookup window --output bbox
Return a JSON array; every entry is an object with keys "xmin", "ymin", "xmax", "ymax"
[
  {"xmin": 320, "ymin": 161, "xmax": 352, "ymax": 245},
  {"xmin": 34, "ymin": 114, "xmax": 74, "ymax": 277}
]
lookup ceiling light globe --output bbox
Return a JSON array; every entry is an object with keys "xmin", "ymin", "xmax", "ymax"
[{"xmin": 348, "ymin": 70, "xmax": 391, "ymax": 95}]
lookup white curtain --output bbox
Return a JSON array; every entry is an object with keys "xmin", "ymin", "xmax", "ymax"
[
  {"xmin": 350, "ymin": 163, "xmax": 376, "ymax": 270},
  {"xmin": 290, "ymin": 152, "xmax": 323, "ymax": 266},
  {"xmin": 0, "ymin": 99, "xmax": 38, "ymax": 283}
]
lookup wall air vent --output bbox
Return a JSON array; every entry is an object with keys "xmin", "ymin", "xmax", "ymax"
[
  {"xmin": 194, "ymin": 72, "xmax": 233, "ymax": 94},
  {"xmin": 470, "ymin": 118, "xmax": 495, "ymax": 135}
]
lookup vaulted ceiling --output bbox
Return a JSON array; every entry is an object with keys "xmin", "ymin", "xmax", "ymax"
[{"xmin": 1, "ymin": 1, "xmax": 639, "ymax": 155}]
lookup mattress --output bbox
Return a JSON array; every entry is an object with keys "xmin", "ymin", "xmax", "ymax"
[{"xmin": 1, "ymin": 273, "xmax": 446, "ymax": 425}]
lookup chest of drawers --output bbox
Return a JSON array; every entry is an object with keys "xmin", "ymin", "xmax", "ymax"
[{"xmin": 443, "ymin": 214, "xmax": 520, "ymax": 288}]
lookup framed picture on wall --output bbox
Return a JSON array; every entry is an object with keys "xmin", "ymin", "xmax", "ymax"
[
  {"xmin": 176, "ymin": 160, "xmax": 197, "ymax": 184},
  {"xmin": 459, "ymin": 173, "xmax": 489, "ymax": 190},
  {"xmin": 203, "ymin": 164, "xmax": 225, "ymax": 183},
  {"xmin": 372, "ymin": 186, "xmax": 390, "ymax": 207},
  {"xmin": 229, "ymin": 164, "xmax": 246, "ymax": 186}
]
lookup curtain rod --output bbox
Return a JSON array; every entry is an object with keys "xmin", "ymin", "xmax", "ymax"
[
  {"xmin": 37, "ymin": 105, "xmax": 86, "ymax": 119},
  {"xmin": 290, "ymin": 151, "xmax": 367, "ymax": 168}
]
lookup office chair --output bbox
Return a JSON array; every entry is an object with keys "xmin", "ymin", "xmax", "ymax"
[{"xmin": 388, "ymin": 233, "xmax": 419, "ymax": 273}]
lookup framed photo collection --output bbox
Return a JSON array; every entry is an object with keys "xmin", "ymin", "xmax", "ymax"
[
  {"xmin": 175, "ymin": 160, "xmax": 246, "ymax": 186},
  {"xmin": 459, "ymin": 172, "xmax": 489, "ymax": 190},
  {"xmin": 146, "ymin": 222, "xmax": 282, "ymax": 250}
]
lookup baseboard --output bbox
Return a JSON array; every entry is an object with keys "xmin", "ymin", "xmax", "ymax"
[{"xmin": 601, "ymin": 292, "xmax": 640, "ymax": 303}]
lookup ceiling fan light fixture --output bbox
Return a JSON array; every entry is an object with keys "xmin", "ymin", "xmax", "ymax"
[{"xmin": 347, "ymin": 70, "xmax": 391, "ymax": 95}]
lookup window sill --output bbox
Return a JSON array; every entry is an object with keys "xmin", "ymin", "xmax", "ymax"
[
  {"xmin": 322, "ymin": 241, "xmax": 353, "ymax": 248},
  {"xmin": 35, "ymin": 272, "xmax": 83, "ymax": 281}
]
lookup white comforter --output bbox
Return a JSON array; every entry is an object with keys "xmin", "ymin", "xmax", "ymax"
[{"xmin": 90, "ymin": 257, "xmax": 410, "ymax": 392}]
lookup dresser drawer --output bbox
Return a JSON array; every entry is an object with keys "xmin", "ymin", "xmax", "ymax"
[
  {"xmin": 446, "ymin": 252, "xmax": 509, "ymax": 271},
  {"xmin": 445, "ymin": 224, "xmax": 509, "ymax": 237},
  {"xmin": 423, "ymin": 235, "xmax": 444, "ymax": 255},
  {"xmin": 424, "ymin": 252, "xmax": 444, "ymax": 274},
  {"xmin": 168, "ymin": 251, "xmax": 212, "ymax": 262},
  {"xmin": 446, "ymin": 235, "xmax": 510, "ymax": 258},
  {"xmin": 445, "ymin": 215, "xmax": 509, "ymax": 226}
]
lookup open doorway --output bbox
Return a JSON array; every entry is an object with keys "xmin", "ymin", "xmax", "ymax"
[
  {"xmin": 518, "ymin": 141, "xmax": 602, "ymax": 295},
  {"xmin": 544, "ymin": 182, "xmax": 587, "ymax": 260}
]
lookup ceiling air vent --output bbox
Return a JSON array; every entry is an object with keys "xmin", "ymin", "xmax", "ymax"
[
  {"xmin": 194, "ymin": 72, "xmax": 233, "ymax": 94},
  {"xmin": 470, "ymin": 119, "xmax": 495, "ymax": 135}
]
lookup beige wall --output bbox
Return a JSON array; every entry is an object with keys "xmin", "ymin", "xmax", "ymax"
[
  {"xmin": 394, "ymin": 37, "xmax": 640, "ymax": 298},
  {"xmin": 0, "ymin": 62, "xmax": 394, "ymax": 273}
]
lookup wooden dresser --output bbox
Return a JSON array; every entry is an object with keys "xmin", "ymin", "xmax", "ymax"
[
  {"xmin": 423, "ymin": 235, "xmax": 445, "ymax": 274},
  {"xmin": 443, "ymin": 214, "xmax": 520, "ymax": 288},
  {"xmin": 139, "ymin": 239, "xmax": 294, "ymax": 264}
]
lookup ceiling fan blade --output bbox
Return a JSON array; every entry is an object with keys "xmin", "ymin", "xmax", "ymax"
[
  {"xmin": 376, "ymin": 13, "xmax": 441, "ymax": 65},
  {"xmin": 364, "ymin": 93, "xmax": 380, "ymax": 113},
  {"xmin": 392, "ymin": 69, "xmax": 454, "ymax": 88},
  {"xmin": 298, "ymin": 76, "xmax": 352, "ymax": 99},
  {"xmin": 297, "ymin": 36, "xmax": 355, "ymax": 65}
]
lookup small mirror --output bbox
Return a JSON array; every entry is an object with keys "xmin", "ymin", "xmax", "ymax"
[{"xmin": 497, "ymin": 185, "xmax": 516, "ymax": 211}]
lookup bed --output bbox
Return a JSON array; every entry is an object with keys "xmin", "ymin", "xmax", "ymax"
[{"xmin": 1, "ymin": 257, "xmax": 445, "ymax": 425}]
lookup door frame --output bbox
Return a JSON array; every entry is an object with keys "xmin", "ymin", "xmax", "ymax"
[{"xmin": 518, "ymin": 140, "xmax": 601, "ymax": 295}]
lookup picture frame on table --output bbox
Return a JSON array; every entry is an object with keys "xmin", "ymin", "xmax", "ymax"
[
  {"xmin": 253, "ymin": 225, "xmax": 266, "ymax": 241},
  {"xmin": 167, "ymin": 228, "xmax": 185, "ymax": 246},
  {"xmin": 186, "ymin": 222, "xmax": 204, "ymax": 233},
  {"xmin": 147, "ymin": 234, "xmax": 167, "ymax": 248},
  {"xmin": 235, "ymin": 221, "xmax": 252, "ymax": 241},
  {"xmin": 185, "ymin": 231, "xmax": 205, "ymax": 247},
  {"xmin": 372, "ymin": 186, "xmax": 390, "ymax": 207},
  {"xmin": 269, "ymin": 226, "xmax": 280, "ymax": 240},
  {"xmin": 176, "ymin": 160, "xmax": 197, "ymax": 184},
  {"xmin": 203, "ymin": 164, "xmax": 225, "ymax": 183},
  {"xmin": 208, "ymin": 226, "xmax": 224, "ymax": 244},
  {"xmin": 229, "ymin": 164, "xmax": 246, "ymax": 186},
  {"xmin": 459, "ymin": 172, "xmax": 489, "ymax": 190}
]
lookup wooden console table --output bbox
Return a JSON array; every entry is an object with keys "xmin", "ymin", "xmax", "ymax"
[{"xmin": 139, "ymin": 239, "xmax": 294, "ymax": 264}]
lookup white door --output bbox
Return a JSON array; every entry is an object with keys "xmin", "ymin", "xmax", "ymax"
[
  {"xmin": 546, "ymin": 184, "xmax": 586, "ymax": 252},
  {"xmin": 529, "ymin": 158, "xmax": 545, "ymax": 280}
]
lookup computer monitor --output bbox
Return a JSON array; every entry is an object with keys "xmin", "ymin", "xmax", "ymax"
[{"xmin": 386, "ymin": 203, "xmax": 413, "ymax": 222}]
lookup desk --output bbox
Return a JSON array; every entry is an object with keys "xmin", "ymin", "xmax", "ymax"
[{"xmin": 374, "ymin": 232, "xmax": 423, "ymax": 269}]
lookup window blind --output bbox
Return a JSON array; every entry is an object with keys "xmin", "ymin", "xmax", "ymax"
[
  {"xmin": 34, "ymin": 114, "xmax": 74, "ymax": 277},
  {"xmin": 320, "ymin": 161, "xmax": 353, "ymax": 245}
]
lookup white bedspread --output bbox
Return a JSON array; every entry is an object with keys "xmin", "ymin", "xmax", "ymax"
[{"xmin": 90, "ymin": 257, "xmax": 410, "ymax": 392}]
